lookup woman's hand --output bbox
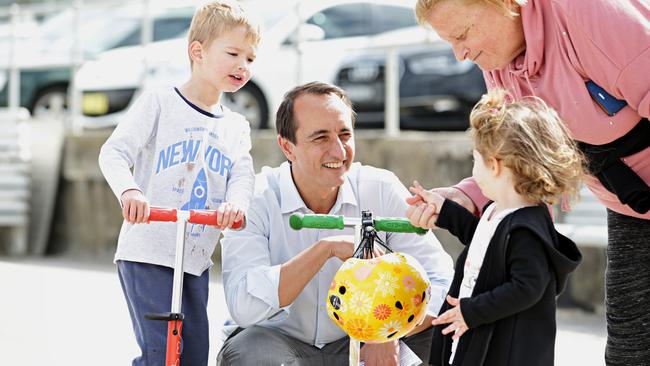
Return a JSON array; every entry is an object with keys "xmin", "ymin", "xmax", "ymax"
[
  {"xmin": 431, "ymin": 295, "xmax": 469, "ymax": 340},
  {"xmin": 405, "ymin": 181, "xmax": 444, "ymax": 229},
  {"xmin": 408, "ymin": 181, "xmax": 445, "ymax": 208}
]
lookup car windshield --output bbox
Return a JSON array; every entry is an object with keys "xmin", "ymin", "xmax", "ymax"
[
  {"xmin": 39, "ymin": 5, "xmax": 141, "ymax": 54},
  {"xmin": 41, "ymin": 4, "xmax": 196, "ymax": 56}
]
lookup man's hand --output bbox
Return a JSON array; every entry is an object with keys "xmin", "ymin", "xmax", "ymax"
[
  {"xmin": 120, "ymin": 189, "xmax": 150, "ymax": 224},
  {"xmin": 431, "ymin": 295, "xmax": 469, "ymax": 340},
  {"xmin": 279, "ymin": 235, "xmax": 356, "ymax": 307},
  {"xmin": 321, "ymin": 235, "xmax": 355, "ymax": 261},
  {"xmin": 216, "ymin": 202, "xmax": 245, "ymax": 230},
  {"xmin": 405, "ymin": 314, "xmax": 434, "ymax": 337},
  {"xmin": 360, "ymin": 340, "xmax": 399, "ymax": 366}
]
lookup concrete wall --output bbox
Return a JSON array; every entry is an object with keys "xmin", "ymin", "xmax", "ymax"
[
  {"xmin": 50, "ymin": 129, "xmax": 473, "ymax": 255},
  {"xmin": 50, "ymin": 129, "xmax": 605, "ymax": 312}
]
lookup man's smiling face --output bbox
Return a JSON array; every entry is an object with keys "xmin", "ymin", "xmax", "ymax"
[{"xmin": 283, "ymin": 92, "xmax": 355, "ymax": 195}]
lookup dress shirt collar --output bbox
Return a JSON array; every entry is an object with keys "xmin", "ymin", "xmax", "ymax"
[{"xmin": 278, "ymin": 162, "xmax": 358, "ymax": 214}]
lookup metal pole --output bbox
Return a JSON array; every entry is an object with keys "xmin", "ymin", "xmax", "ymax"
[
  {"xmin": 8, "ymin": 3, "xmax": 20, "ymax": 111},
  {"xmin": 350, "ymin": 222, "xmax": 362, "ymax": 366},
  {"xmin": 294, "ymin": 2, "xmax": 302, "ymax": 85},
  {"xmin": 171, "ymin": 216, "xmax": 188, "ymax": 313},
  {"xmin": 69, "ymin": 0, "xmax": 83, "ymax": 132},
  {"xmin": 384, "ymin": 47, "xmax": 400, "ymax": 137},
  {"xmin": 139, "ymin": 0, "xmax": 153, "ymax": 90}
]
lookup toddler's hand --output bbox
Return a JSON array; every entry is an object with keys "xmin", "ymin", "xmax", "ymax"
[
  {"xmin": 431, "ymin": 295, "xmax": 469, "ymax": 340},
  {"xmin": 406, "ymin": 181, "xmax": 443, "ymax": 229},
  {"xmin": 216, "ymin": 202, "xmax": 245, "ymax": 230},
  {"xmin": 120, "ymin": 189, "xmax": 150, "ymax": 224}
]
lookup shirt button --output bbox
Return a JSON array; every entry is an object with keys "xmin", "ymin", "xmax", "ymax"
[
  {"xmin": 609, "ymin": 121, "xmax": 614, "ymax": 126},
  {"xmin": 562, "ymin": 31, "xmax": 567, "ymax": 36}
]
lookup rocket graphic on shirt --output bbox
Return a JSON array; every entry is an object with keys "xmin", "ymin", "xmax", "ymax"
[
  {"xmin": 181, "ymin": 168, "xmax": 208, "ymax": 210},
  {"xmin": 181, "ymin": 167, "xmax": 213, "ymax": 237},
  {"xmin": 154, "ymin": 138, "xmax": 234, "ymax": 236}
]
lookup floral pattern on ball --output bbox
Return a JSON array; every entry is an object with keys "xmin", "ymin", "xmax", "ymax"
[{"xmin": 326, "ymin": 252, "xmax": 431, "ymax": 343}]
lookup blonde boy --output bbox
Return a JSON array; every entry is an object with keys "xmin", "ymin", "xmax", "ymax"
[{"xmin": 98, "ymin": 1, "xmax": 260, "ymax": 364}]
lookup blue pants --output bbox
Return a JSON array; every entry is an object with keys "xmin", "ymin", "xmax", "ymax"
[{"xmin": 117, "ymin": 260, "xmax": 210, "ymax": 366}]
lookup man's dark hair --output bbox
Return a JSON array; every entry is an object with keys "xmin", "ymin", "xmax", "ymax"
[{"xmin": 275, "ymin": 81, "xmax": 356, "ymax": 143}]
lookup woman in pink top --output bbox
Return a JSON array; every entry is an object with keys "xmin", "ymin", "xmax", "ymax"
[{"xmin": 412, "ymin": 0, "xmax": 650, "ymax": 365}]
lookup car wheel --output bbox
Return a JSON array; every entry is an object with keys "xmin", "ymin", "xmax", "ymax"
[
  {"xmin": 31, "ymin": 85, "xmax": 68, "ymax": 119},
  {"xmin": 222, "ymin": 83, "xmax": 268, "ymax": 129}
]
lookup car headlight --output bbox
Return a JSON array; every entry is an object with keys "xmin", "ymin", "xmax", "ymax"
[
  {"xmin": 82, "ymin": 92, "xmax": 110, "ymax": 115},
  {"xmin": 408, "ymin": 53, "xmax": 474, "ymax": 76}
]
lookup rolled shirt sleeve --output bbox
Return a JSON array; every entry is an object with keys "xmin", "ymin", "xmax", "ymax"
[{"xmin": 221, "ymin": 199, "xmax": 292, "ymax": 327}]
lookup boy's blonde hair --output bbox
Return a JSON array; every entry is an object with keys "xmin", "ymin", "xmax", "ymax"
[
  {"xmin": 415, "ymin": 0, "xmax": 518, "ymax": 26},
  {"xmin": 469, "ymin": 89, "xmax": 585, "ymax": 205},
  {"xmin": 187, "ymin": 0, "xmax": 261, "ymax": 64}
]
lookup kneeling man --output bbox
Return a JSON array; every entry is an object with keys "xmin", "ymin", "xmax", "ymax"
[{"xmin": 218, "ymin": 82, "xmax": 453, "ymax": 365}]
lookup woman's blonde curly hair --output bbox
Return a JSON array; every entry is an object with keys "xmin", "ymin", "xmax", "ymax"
[{"xmin": 470, "ymin": 89, "xmax": 586, "ymax": 205}]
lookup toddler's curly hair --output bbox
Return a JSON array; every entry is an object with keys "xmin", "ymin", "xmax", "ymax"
[{"xmin": 470, "ymin": 89, "xmax": 585, "ymax": 205}]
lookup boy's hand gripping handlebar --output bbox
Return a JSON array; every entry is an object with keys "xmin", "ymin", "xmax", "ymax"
[{"xmin": 148, "ymin": 207, "xmax": 244, "ymax": 229}]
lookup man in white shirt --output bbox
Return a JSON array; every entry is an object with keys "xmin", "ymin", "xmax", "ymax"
[{"xmin": 217, "ymin": 82, "xmax": 454, "ymax": 365}]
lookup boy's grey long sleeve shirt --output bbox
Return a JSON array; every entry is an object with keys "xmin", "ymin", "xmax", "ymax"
[{"xmin": 99, "ymin": 88, "xmax": 254, "ymax": 275}]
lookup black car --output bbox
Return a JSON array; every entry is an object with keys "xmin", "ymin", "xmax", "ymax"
[{"xmin": 335, "ymin": 41, "xmax": 486, "ymax": 131}]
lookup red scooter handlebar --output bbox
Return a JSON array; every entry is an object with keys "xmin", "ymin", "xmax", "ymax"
[
  {"xmin": 148, "ymin": 207, "xmax": 244, "ymax": 229},
  {"xmin": 148, "ymin": 207, "xmax": 178, "ymax": 222}
]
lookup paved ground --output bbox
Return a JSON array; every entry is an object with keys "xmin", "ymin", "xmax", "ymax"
[{"xmin": 0, "ymin": 255, "xmax": 606, "ymax": 366}]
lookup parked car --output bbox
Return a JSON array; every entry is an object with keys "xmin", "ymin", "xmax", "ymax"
[
  {"xmin": 75, "ymin": 0, "xmax": 431, "ymax": 130},
  {"xmin": 0, "ymin": 3, "xmax": 194, "ymax": 118},
  {"xmin": 334, "ymin": 41, "xmax": 486, "ymax": 131}
]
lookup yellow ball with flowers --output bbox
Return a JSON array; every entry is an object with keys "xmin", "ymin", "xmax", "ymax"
[{"xmin": 326, "ymin": 252, "xmax": 431, "ymax": 343}]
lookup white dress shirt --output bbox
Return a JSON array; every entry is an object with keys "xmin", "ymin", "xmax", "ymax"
[{"xmin": 221, "ymin": 162, "xmax": 454, "ymax": 347}]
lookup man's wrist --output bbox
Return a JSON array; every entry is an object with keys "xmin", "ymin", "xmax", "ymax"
[{"xmin": 314, "ymin": 240, "xmax": 333, "ymax": 260}]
